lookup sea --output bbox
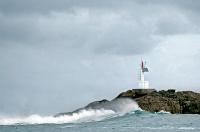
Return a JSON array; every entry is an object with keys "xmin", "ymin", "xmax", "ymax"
[{"xmin": 0, "ymin": 99, "xmax": 200, "ymax": 132}]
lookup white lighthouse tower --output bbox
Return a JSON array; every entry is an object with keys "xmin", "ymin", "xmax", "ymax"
[{"xmin": 138, "ymin": 60, "xmax": 149, "ymax": 89}]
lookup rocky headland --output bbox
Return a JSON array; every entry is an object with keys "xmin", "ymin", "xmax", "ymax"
[
  {"xmin": 117, "ymin": 89, "xmax": 200, "ymax": 114},
  {"xmin": 55, "ymin": 89, "xmax": 200, "ymax": 117}
]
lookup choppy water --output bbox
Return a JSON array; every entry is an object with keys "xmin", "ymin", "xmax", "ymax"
[
  {"xmin": 0, "ymin": 112, "xmax": 200, "ymax": 132},
  {"xmin": 0, "ymin": 99, "xmax": 199, "ymax": 132}
]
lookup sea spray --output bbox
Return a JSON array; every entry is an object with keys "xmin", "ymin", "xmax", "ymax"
[
  {"xmin": 55, "ymin": 98, "xmax": 141, "ymax": 117},
  {"xmin": 109, "ymin": 98, "xmax": 141, "ymax": 113},
  {"xmin": 156, "ymin": 110, "xmax": 171, "ymax": 114},
  {"xmin": 1, "ymin": 114, "xmax": 200, "ymax": 132},
  {"xmin": 0, "ymin": 109, "xmax": 115, "ymax": 125},
  {"xmin": 0, "ymin": 98, "xmax": 141, "ymax": 125}
]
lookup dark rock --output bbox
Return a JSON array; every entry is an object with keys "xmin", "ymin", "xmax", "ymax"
[
  {"xmin": 116, "ymin": 89, "xmax": 200, "ymax": 114},
  {"xmin": 54, "ymin": 99, "xmax": 110, "ymax": 117},
  {"xmin": 116, "ymin": 89, "xmax": 156, "ymax": 99},
  {"xmin": 55, "ymin": 89, "xmax": 200, "ymax": 116},
  {"xmin": 54, "ymin": 98, "xmax": 134, "ymax": 117}
]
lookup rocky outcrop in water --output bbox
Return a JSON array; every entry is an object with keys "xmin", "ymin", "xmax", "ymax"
[
  {"xmin": 54, "ymin": 98, "xmax": 136, "ymax": 117},
  {"xmin": 116, "ymin": 89, "xmax": 200, "ymax": 114},
  {"xmin": 55, "ymin": 89, "xmax": 200, "ymax": 116},
  {"xmin": 55, "ymin": 99, "xmax": 110, "ymax": 117}
]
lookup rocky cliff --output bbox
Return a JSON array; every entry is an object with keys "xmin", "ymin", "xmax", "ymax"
[{"xmin": 116, "ymin": 89, "xmax": 200, "ymax": 114}]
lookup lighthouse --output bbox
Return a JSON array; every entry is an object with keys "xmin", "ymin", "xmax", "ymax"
[{"xmin": 138, "ymin": 60, "xmax": 150, "ymax": 89}]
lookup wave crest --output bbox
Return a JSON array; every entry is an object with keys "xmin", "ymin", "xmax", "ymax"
[
  {"xmin": 0, "ymin": 109, "xmax": 115, "ymax": 125},
  {"xmin": 0, "ymin": 98, "xmax": 141, "ymax": 125}
]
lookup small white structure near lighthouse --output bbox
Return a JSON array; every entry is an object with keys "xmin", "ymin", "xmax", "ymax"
[{"xmin": 138, "ymin": 60, "xmax": 150, "ymax": 89}]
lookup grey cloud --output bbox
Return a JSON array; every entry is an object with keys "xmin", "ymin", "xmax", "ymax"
[
  {"xmin": 93, "ymin": 23, "xmax": 156, "ymax": 55},
  {"xmin": 0, "ymin": 9, "xmax": 158, "ymax": 56},
  {"xmin": 154, "ymin": 11, "xmax": 199, "ymax": 35},
  {"xmin": 0, "ymin": 0, "xmax": 200, "ymax": 115},
  {"xmin": 0, "ymin": 0, "xmax": 135, "ymax": 14},
  {"xmin": 1, "ymin": 0, "xmax": 200, "ymax": 17},
  {"xmin": 1, "ymin": 0, "xmax": 199, "ymax": 47},
  {"xmin": 0, "ymin": 14, "xmax": 37, "ymax": 43}
]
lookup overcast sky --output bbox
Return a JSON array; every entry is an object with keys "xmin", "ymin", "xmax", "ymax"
[{"xmin": 0, "ymin": 0, "xmax": 200, "ymax": 115}]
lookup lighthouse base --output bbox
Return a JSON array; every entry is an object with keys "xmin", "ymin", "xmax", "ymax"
[{"xmin": 138, "ymin": 81, "xmax": 149, "ymax": 89}]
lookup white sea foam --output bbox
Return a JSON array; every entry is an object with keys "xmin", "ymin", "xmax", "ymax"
[
  {"xmin": 0, "ymin": 98, "xmax": 141, "ymax": 125},
  {"xmin": 156, "ymin": 110, "xmax": 171, "ymax": 114},
  {"xmin": 111, "ymin": 98, "xmax": 141, "ymax": 113},
  {"xmin": 0, "ymin": 109, "xmax": 115, "ymax": 125}
]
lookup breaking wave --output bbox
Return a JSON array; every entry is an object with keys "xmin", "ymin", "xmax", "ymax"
[
  {"xmin": 0, "ymin": 109, "xmax": 115, "ymax": 125},
  {"xmin": 0, "ymin": 98, "xmax": 141, "ymax": 125},
  {"xmin": 156, "ymin": 110, "xmax": 171, "ymax": 114}
]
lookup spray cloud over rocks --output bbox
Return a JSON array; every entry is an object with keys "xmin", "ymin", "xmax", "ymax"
[{"xmin": 0, "ymin": 98, "xmax": 140, "ymax": 125}]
